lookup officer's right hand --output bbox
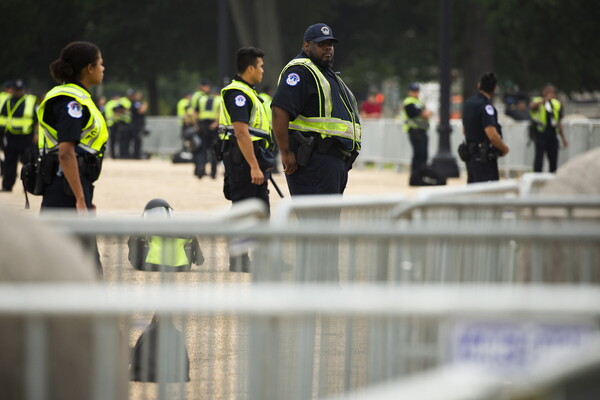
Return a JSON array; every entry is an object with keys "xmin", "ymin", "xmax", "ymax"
[
  {"xmin": 281, "ymin": 151, "xmax": 297, "ymax": 175},
  {"xmin": 250, "ymin": 166, "xmax": 264, "ymax": 185},
  {"xmin": 500, "ymin": 147, "xmax": 509, "ymax": 157}
]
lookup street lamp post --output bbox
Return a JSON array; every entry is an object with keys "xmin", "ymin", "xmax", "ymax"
[{"xmin": 431, "ymin": 0, "xmax": 460, "ymax": 179}]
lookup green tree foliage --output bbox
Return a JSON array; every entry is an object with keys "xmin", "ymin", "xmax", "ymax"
[{"xmin": 2, "ymin": 0, "xmax": 598, "ymax": 114}]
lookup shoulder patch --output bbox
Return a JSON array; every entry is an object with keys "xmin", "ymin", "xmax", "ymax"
[
  {"xmin": 286, "ymin": 73, "xmax": 301, "ymax": 87},
  {"xmin": 66, "ymin": 101, "xmax": 83, "ymax": 118},
  {"xmin": 234, "ymin": 95, "xmax": 246, "ymax": 107},
  {"xmin": 485, "ymin": 105, "xmax": 495, "ymax": 116}
]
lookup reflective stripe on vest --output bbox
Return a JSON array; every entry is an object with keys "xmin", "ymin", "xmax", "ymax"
[
  {"xmin": 277, "ymin": 58, "xmax": 361, "ymax": 144},
  {"xmin": 37, "ymin": 84, "xmax": 108, "ymax": 155},
  {"xmin": 199, "ymin": 95, "xmax": 220, "ymax": 120},
  {"xmin": 401, "ymin": 96, "xmax": 429, "ymax": 131},
  {"xmin": 218, "ymin": 80, "xmax": 271, "ymax": 142},
  {"xmin": 145, "ymin": 236, "xmax": 192, "ymax": 267},
  {"xmin": 0, "ymin": 94, "xmax": 36, "ymax": 134},
  {"xmin": 530, "ymin": 97, "xmax": 561, "ymax": 132},
  {"xmin": 0, "ymin": 93, "xmax": 9, "ymax": 117}
]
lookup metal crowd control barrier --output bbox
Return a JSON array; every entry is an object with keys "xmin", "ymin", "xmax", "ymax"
[
  {"xmin": 3, "ymin": 284, "xmax": 600, "ymax": 400},
  {"xmin": 356, "ymin": 118, "xmax": 600, "ymax": 175},
  {"xmin": 272, "ymin": 194, "xmax": 407, "ymax": 226},
  {"xmin": 144, "ymin": 116, "xmax": 600, "ymax": 174}
]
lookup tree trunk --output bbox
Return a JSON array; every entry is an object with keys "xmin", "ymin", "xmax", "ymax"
[
  {"xmin": 147, "ymin": 76, "xmax": 159, "ymax": 116},
  {"xmin": 460, "ymin": 1, "xmax": 494, "ymax": 99}
]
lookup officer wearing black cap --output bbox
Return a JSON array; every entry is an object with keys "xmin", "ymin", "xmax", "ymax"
[
  {"xmin": 272, "ymin": 23, "xmax": 361, "ymax": 195},
  {"xmin": 0, "ymin": 79, "xmax": 38, "ymax": 192},
  {"xmin": 401, "ymin": 82, "xmax": 432, "ymax": 184},
  {"xmin": 461, "ymin": 72, "xmax": 509, "ymax": 183}
]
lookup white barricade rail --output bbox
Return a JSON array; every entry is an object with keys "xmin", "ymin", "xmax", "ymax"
[
  {"xmin": 518, "ymin": 172, "xmax": 556, "ymax": 196},
  {"xmin": 272, "ymin": 194, "xmax": 407, "ymax": 226},
  {"xmin": 37, "ymin": 212, "xmax": 600, "ymax": 285},
  {"xmin": 145, "ymin": 117, "xmax": 600, "ymax": 175},
  {"xmin": 3, "ymin": 284, "xmax": 600, "ymax": 400},
  {"xmin": 413, "ymin": 179, "xmax": 520, "ymax": 201}
]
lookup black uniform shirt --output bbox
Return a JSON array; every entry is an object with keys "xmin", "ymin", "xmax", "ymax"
[
  {"xmin": 462, "ymin": 92, "xmax": 501, "ymax": 144},
  {"xmin": 223, "ymin": 76, "xmax": 255, "ymax": 124},
  {"xmin": 272, "ymin": 51, "xmax": 359, "ymax": 150},
  {"xmin": 404, "ymin": 102, "xmax": 423, "ymax": 119},
  {"xmin": 41, "ymin": 81, "xmax": 91, "ymax": 150}
]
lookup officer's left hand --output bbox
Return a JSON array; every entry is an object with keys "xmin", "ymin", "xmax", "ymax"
[
  {"xmin": 561, "ymin": 137, "xmax": 568, "ymax": 148},
  {"xmin": 250, "ymin": 166, "xmax": 264, "ymax": 185}
]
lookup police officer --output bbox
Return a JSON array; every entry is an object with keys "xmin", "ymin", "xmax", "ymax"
[
  {"xmin": 272, "ymin": 23, "xmax": 361, "ymax": 195},
  {"xmin": 401, "ymin": 82, "xmax": 432, "ymax": 184},
  {"xmin": 37, "ymin": 41, "xmax": 108, "ymax": 212},
  {"xmin": 103, "ymin": 94, "xmax": 121, "ymax": 158},
  {"xmin": 461, "ymin": 72, "xmax": 509, "ymax": 183},
  {"xmin": 193, "ymin": 81, "xmax": 221, "ymax": 179},
  {"xmin": 219, "ymin": 47, "xmax": 274, "ymax": 272},
  {"xmin": 529, "ymin": 84, "xmax": 568, "ymax": 172},
  {"xmin": 0, "ymin": 79, "xmax": 37, "ymax": 192}
]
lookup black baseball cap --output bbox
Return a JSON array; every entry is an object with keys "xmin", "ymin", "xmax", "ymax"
[
  {"xmin": 303, "ymin": 23, "xmax": 338, "ymax": 43},
  {"xmin": 11, "ymin": 79, "xmax": 24, "ymax": 90},
  {"xmin": 408, "ymin": 82, "xmax": 420, "ymax": 91}
]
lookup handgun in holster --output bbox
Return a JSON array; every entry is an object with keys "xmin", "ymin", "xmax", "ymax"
[{"xmin": 293, "ymin": 132, "xmax": 316, "ymax": 167}]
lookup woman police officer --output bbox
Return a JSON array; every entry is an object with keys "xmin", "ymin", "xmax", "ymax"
[{"xmin": 37, "ymin": 41, "xmax": 107, "ymax": 212}]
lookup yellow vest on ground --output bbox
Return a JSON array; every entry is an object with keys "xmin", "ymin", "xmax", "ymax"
[
  {"xmin": 37, "ymin": 83, "xmax": 108, "ymax": 155},
  {"xmin": 145, "ymin": 236, "xmax": 192, "ymax": 267}
]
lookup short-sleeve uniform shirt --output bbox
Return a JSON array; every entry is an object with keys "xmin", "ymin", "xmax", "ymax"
[
  {"xmin": 462, "ymin": 92, "xmax": 501, "ymax": 143},
  {"xmin": 272, "ymin": 52, "xmax": 358, "ymax": 150}
]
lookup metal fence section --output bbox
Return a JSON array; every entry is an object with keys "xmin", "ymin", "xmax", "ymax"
[
  {"xmin": 3, "ymin": 284, "xmax": 600, "ymax": 400},
  {"xmin": 143, "ymin": 117, "xmax": 600, "ymax": 173},
  {"xmin": 357, "ymin": 118, "xmax": 600, "ymax": 174}
]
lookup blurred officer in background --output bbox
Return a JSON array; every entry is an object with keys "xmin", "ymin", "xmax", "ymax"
[
  {"xmin": 0, "ymin": 81, "xmax": 12, "ymax": 176},
  {"xmin": 0, "ymin": 79, "xmax": 38, "ymax": 192},
  {"xmin": 104, "ymin": 93, "xmax": 121, "ymax": 158},
  {"xmin": 193, "ymin": 81, "xmax": 220, "ymax": 179},
  {"xmin": 529, "ymin": 84, "xmax": 568, "ymax": 172},
  {"xmin": 177, "ymin": 92, "xmax": 194, "ymax": 132},
  {"xmin": 401, "ymin": 82, "xmax": 432, "ymax": 183},
  {"xmin": 130, "ymin": 90, "xmax": 148, "ymax": 159},
  {"xmin": 117, "ymin": 89, "xmax": 134, "ymax": 158},
  {"xmin": 461, "ymin": 72, "xmax": 509, "ymax": 183},
  {"xmin": 271, "ymin": 22, "xmax": 361, "ymax": 196},
  {"xmin": 218, "ymin": 47, "xmax": 274, "ymax": 272}
]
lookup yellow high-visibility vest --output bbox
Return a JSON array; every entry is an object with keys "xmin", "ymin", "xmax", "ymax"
[{"xmin": 37, "ymin": 83, "xmax": 108, "ymax": 155}]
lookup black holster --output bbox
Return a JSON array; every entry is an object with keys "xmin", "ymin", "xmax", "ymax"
[{"xmin": 292, "ymin": 131, "xmax": 316, "ymax": 167}]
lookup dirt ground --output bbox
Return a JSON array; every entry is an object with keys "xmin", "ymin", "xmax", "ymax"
[{"xmin": 0, "ymin": 158, "xmax": 467, "ymax": 216}]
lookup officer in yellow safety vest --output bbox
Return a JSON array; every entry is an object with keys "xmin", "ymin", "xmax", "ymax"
[
  {"xmin": 529, "ymin": 84, "xmax": 568, "ymax": 173},
  {"xmin": 272, "ymin": 23, "xmax": 361, "ymax": 196},
  {"xmin": 37, "ymin": 41, "xmax": 108, "ymax": 214},
  {"xmin": 194, "ymin": 82, "xmax": 221, "ymax": 179},
  {"xmin": 116, "ymin": 89, "xmax": 134, "ymax": 158},
  {"xmin": 218, "ymin": 47, "xmax": 274, "ymax": 272},
  {"xmin": 0, "ymin": 79, "xmax": 38, "ymax": 192},
  {"xmin": 401, "ymin": 82, "xmax": 433, "ymax": 184},
  {"xmin": 103, "ymin": 94, "xmax": 121, "ymax": 158},
  {"xmin": 127, "ymin": 198, "xmax": 204, "ymax": 272}
]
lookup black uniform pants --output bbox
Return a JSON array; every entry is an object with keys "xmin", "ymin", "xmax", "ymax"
[
  {"xmin": 533, "ymin": 131, "xmax": 559, "ymax": 173},
  {"xmin": 466, "ymin": 156, "xmax": 499, "ymax": 183},
  {"xmin": 2, "ymin": 133, "xmax": 33, "ymax": 191},
  {"xmin": 285, "ymin": 136, "xmax": 349, "ymax": 195},
  {"xmin": 41, "ymin": 174, "xmax": 103, "ymax": 276},
  {"xmin": 222, "ymin": 149, "xmax": 270, "ymax": 213},
  {"xmin": 194, "ymin": 121, "xmax": 218, "ymax": 178},
  {"xmin": 408, "ymin": 128, "xmax": 429, "ymax": 173}
]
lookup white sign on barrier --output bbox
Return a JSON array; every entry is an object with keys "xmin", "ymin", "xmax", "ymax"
[{"xmin": 446, "ymin": 319, "xmax": 597, "ymax": 375}]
